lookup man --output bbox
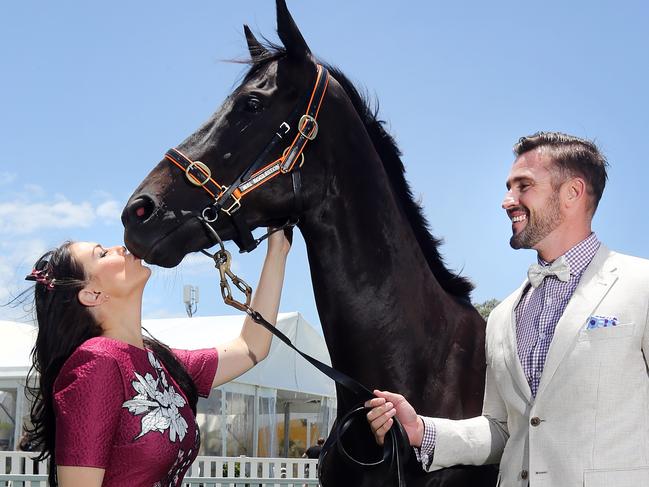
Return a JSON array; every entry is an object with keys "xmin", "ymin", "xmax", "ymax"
[
  {"xmin": 303, "ymin": 437, "xmax": 325, "ymax": 459},
  {"xmin": 366, "ymin": 132, "xmax": 649, "ymax": 487}
]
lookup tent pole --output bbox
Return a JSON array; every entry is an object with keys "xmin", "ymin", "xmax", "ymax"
[
  {"xmin": 252, "ymin": 386, "xmax": 259, "ymax": 456},
  {"xmin": 221, "ymin": 388, "xmax": 227, "ymax": 455},
  {"xmin": 15, "ymin": 383, "xmax": 24, "ymax": 451},
  {"xmin": 283, "ymin": 401, "xmax": 290, "ymax": 457}
]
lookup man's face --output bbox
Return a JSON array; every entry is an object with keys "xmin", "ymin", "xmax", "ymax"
[{"xmin": 502, "ymin": 150, "xmax": 564, "ymax": 250}]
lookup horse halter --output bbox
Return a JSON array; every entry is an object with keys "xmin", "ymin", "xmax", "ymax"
[{"xmin": 164, "ymin": 64, "xmax": 330, "ymax": 253}]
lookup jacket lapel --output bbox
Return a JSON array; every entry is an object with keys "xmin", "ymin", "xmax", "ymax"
[
  {"xmin": 535, "ymin": 245, "xmax": 618, "ymax": 400},
  {"xmin": 502, "ymin": 280, "xmax": 534, "ymax": 404}
]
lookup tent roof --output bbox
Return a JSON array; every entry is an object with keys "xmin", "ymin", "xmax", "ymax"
[{"xmin": 0, "ymin": 312, "xmax": 335, "ymax": 398}]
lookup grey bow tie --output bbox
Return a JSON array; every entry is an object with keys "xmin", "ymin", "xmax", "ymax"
[{"xmin": 527, "ymin": 256, "xmax": 571, "ymax": 288}]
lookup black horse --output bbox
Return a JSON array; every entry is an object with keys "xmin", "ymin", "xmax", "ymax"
[{"xmin": 122, "ymin": 1, "xmax": 497, "ymax": 486}]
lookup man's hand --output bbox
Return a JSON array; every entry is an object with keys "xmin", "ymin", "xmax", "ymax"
[{"xmin": 364, "ymin": 390, "xmax": 424, "ymax": 447}]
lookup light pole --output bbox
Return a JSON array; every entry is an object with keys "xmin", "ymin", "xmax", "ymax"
[{"xmin": 183, "ymin": 285, "xmax": 199, "ymax": 318}]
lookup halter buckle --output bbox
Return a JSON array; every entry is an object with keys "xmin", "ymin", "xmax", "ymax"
[
  {"xmin": 220, "ymin": 186, "xmax": 242, "ymax": 216},
  {"xmin": 298, "ymin": 114, "xmax": 318, "ymax": 140},
  {"xmin": 278, "ymin": 122, "xmax": 291, "ymax": 137},
  {"xmin": 185, "ymin": 161, "xmax": 212, "ymax": 187}
]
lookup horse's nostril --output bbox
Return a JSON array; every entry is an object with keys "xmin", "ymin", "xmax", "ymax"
[{"xmin": 124, "ymin": 195, "xmax": 156, "ymax": 224}]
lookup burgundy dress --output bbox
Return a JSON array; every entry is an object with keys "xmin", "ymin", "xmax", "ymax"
[{"xmin": 53, "ymin": 336, "xmax": 218, "ymax": 486}]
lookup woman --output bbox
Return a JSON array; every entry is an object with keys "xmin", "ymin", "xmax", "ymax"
[{"xmin": 24, "ymin": 229, "xmax": 291, "ymax": 487}]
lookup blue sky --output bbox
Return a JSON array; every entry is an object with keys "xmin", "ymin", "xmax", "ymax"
[{"xmin": 1, "ymin": 1, "xmax": 648, "ymax": 330}]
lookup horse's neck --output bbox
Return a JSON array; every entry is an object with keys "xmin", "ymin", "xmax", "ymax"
[{"xmin": 300, "ymin": 119, "xmax": 460, "ymax": 394}]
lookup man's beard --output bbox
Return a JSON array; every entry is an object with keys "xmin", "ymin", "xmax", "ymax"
[{"xmin": 510, "ymin": 194, "xmax": 562, "ymax": 249}]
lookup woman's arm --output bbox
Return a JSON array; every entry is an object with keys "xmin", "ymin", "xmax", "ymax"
[
  {"xmin": 57, "ymin": 466, "xmax": 105, "ymax": 487},
  {"xmin": 212, "ymin": 229, "xmax": 291, "ymax": 387}
]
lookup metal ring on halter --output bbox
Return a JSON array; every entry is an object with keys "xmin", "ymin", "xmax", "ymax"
[
  {"xmin": 298, "ymin": 114, "xmax": 318, "ymax": 140},
  {"xmin": 201, "ymin": 205, "xmax": 219, "ymax": 223},
  {"xmin": 280, "ymin": 146, "xmax": 305, "ymax": 173},
  {"xmin": 185, "ymin": 161, "xmax": 212, "ymax": 187}
]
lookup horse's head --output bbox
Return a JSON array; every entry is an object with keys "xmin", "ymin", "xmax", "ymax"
[{"xmin": 122, "ymin": 0, "xmax": 328, "ymax": 267}]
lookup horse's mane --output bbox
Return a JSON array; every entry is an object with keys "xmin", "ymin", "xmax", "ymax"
[{"xmin": 244, "ymin": 44, "xmax": 474, "ymax": 300}]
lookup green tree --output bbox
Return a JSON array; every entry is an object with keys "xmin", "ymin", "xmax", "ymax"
[{"xmin": 474, "ymin": 298, "xmax": 500, "ymax": 320}]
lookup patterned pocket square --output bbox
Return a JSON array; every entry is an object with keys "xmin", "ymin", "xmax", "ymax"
[{"xmin": 585, "ymin": 315, "xmax": 618, "ymax": 330}]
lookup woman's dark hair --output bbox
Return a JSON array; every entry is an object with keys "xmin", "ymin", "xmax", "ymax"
[{"xmin": 25, "ymin": 241, "xmax": 198, "ymax": 486}]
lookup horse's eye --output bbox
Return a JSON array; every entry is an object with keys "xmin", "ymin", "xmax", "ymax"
[{"xmin": 245, "ymin": 97, "xmax": 264, "ymax": 113}]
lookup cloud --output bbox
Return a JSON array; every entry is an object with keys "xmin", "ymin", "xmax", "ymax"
[
  {"xmin": 0, "ymin": 256, "xmax": 13, "ymax": 303},
  {"xmin": 0, "ymin": 199, "xmax": 95, "ymax": 235},
  {"xmin": 0, "ymin": 238, "xmax": 48, "ymax": 318},
  {"xmin": 0, "ymin": 194, "xmax": 124, "ymax": 236},
  {"xmin": 96, "ymin": 200, "xmax": 122, "ymax": 224}
]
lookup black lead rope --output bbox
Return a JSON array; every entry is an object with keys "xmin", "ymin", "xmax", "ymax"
[
  {"xmin": 244, "ymin": 308, "xmax": 411, "ymax": 487},
  {"xmin": 198, "ymin": 217, "xmax": 411, "ymax": 486}
]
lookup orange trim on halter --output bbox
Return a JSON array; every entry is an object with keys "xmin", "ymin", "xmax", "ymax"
[
  {"xmin": 305, "ymin": 66, "xmax": 324, "ymax": 117},
  {"xmin": 313, "ymin": 72, "xmax": 330, "ymax": 119},
  {"xmin": 164, "ymin": 149, "xmax": 225, "ymax": 199},
  {"xmin": 278, "ymin": 65, "xmax": 328, "ymax": 173},
  {"xmin": 239, "ymin": 156, "xmax": 284, "ymax": 196}
]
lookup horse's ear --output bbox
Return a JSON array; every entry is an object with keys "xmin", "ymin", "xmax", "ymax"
[
  {"xmin": 276, "ymin": 0, "xmax": 312, "ymax": 60},
  {"xmin": 244, "ymin": 25, "xmax": 268, "ymax": 62}
]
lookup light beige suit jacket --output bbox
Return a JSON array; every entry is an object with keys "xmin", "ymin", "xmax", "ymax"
[{"xmin": 424, "ymin": 245, "xmax": 649, "ymax": 486}]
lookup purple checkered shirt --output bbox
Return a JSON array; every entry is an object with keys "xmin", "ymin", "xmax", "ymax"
[
  {"xmin": 415, "ymin": 233, "xmax": 600, "ymax": 468},
  {"xmin": 516, "ymin": 232, "xmax": 600, "ymax": 397}
]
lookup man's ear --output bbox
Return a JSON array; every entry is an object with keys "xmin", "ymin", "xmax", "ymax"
[
  {"xmin": 565, "ymin": 177, "xmax": 586, "ymax": 202},
  {"xmin": 78, "ymin": 289, "xmax": 107, "ymax": 307},
  {"xmin": 561, "ymin": 177, "xmax": 590, "ymax": 215}
]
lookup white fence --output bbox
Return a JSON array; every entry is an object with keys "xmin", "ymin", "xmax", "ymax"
[{"xmin": 0, "ymin": 452, "xmax": 319, "ymax": 486}]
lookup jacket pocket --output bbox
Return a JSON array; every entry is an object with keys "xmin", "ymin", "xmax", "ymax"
[
  {"xmin": 584, "ymin": 467, "xmax": 649, "ymax": 487},
  {"xmin": 577, "ymin": 322, "xmax": 634, "ymax": 341}
]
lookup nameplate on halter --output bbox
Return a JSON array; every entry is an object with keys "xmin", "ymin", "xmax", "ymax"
[{"xmin": 239, "ymin": 163, "xmax": 281, "ymax": 193}]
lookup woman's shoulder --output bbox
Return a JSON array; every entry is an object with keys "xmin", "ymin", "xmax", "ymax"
[
  {"xmin": 64, "ymin": 336, "xmax": 134, "ymax": 365},
  {"xmin": 54, "ymin": 337, "xmax": 129, "ymax": 392},
  {"xmin": 78, "ymin": 335, "xmax": 142, "ymax": 354}
]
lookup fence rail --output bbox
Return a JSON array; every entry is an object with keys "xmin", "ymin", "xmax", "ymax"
[{"xmin": 0, "ymin": 452, "xmax": 319, "ymax": 486}]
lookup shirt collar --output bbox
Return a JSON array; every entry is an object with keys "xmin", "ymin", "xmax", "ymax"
[{"xmin": 538, "ymin": 232, "xmax": 600, "ymax": 276}]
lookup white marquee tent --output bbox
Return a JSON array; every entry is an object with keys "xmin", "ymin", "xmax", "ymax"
[{"xmin": 0, "ymin": 312, "xmax": 336, "ymax": 457}]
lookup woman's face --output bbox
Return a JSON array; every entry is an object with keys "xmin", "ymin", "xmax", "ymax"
[{"xmin": 70, "ymin": 241, "xmax": 151, "ymax": 298}]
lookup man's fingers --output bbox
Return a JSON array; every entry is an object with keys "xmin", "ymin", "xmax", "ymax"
[
  {"xmin": 366, "ymin": 402, "xmax": 393, "ymax": 422},
  {"xmin": 367, "ymin": 391, "xmax": 402, "ymax": 447},
  {"xmin": 364, "ymin": 397, "xmax": 386, "ymax": 408},
  {"xmin": 373, "ymin": 390, "xmax": 405, "ymax": 405},
  {"xmin": 374, "ymin": 418, "xmax": 394, "ymax": 445},
  {"xmin": 368, "ymin": 407, "xmax": 396, "ymax": 435}
]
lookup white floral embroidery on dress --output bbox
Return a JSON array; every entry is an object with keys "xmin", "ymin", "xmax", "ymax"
[
  {"xmin": 154, "ymin": 430, "xmax": 200, "ymax": 487},
  {"xmin": 123, "ymin": 351, "xmax": 189, "ymax": 442}
]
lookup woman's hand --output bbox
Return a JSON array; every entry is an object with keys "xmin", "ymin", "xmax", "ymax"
[{"xmin": 364, "ymin": 390, "xmax": 424, "ymax": 447}]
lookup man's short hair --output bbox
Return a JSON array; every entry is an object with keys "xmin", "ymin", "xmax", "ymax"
[{"xmin": 513, "ymin": 131, "xmax": 609, "ymax": 213}]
